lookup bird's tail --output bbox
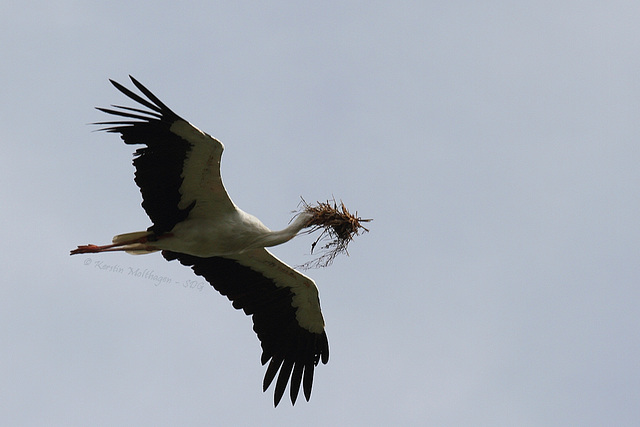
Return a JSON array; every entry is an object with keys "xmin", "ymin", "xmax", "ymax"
[{"xmin": 111, "ymin": 231, "xmax": 159, "ymax": 254}]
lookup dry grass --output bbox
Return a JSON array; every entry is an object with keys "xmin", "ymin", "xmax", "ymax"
[{"xmin": 295, "ymin": 198, "xmax": 371, "ymax": 269}]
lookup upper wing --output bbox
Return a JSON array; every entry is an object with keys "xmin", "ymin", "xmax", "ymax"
[
  {"xmin": 95, "ymin": 76, "xmax": 236, "ymax": 235},
  {"xmin": 163, "ymin": 248, "xmax": 330, "ymax": 406}
]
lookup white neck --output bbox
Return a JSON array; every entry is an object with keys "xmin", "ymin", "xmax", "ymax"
[{"xmin": 258, "ymin": 212, "xmax": 313, "ymax": 248}]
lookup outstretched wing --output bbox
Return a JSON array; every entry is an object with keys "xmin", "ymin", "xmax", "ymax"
[
  {"xmin": 95, "ymin": 76, "xmax": 235, "ymax": 235},
  {"xmin": 163, "ymin": 248, "xmax": 330, "ymax": 406}
]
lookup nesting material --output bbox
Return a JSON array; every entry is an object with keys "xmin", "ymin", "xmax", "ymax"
[{"xmin": 296, "ymin": 198, "xmax": 371, "ymax": 269}]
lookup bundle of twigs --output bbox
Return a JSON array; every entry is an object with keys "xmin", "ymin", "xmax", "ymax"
[{"xmin": 296, "ymin": 198, "xmax": 371, "ymax": 269}]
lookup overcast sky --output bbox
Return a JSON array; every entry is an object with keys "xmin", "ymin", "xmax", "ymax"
[{"xmin": 2, "ymin": 1, "xmax": 639, "ymax": 426}]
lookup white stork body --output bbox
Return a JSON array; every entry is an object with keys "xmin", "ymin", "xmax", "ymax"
[
  {"xmin": 119, "ymin": 208, "xmax": 313, "ymax": 257},
  {"xmin": 71, "ymin": 76, "xmax": 329, "ymax": 406}
]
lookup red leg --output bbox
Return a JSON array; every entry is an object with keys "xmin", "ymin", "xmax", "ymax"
[
  {"xmin": 70, "ymin": 233, "xmax": 172, "ymax": 255},
  {"xmin": 70, "ymin": 234, "xmax": 151, "ymax": 255}
]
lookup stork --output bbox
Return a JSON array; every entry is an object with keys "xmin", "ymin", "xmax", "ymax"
[{"xmin": 71, "ymin": 76, "xmax": 369, "ymax": 407}]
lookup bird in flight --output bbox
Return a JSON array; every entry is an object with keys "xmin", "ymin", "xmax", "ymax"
[{"xmin": 71, "ymin": 76, "xmax": 369, "ymax": 406}]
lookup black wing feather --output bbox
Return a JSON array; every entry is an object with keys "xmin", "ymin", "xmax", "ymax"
[
  {"xmin": 95, "ymin": 77, "xmax": 195, "ymax": 235},
  {"xmin": 162, "ymin": 250, "xmax": 329, "ymax": 407},
  {"xmin": 108, "ymin": 78, "xmax": 164, "ymax": 113}
]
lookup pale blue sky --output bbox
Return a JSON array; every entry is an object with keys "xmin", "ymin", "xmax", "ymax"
[{"xmin": 2, "ymin": 1, "xmax": 639, "ymax": 426}]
